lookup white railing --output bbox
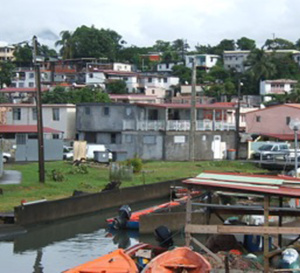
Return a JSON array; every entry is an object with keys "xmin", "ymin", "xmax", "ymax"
[{"xmin": 123, "ymin": 120, "xmax": 236, "ymax": 131}]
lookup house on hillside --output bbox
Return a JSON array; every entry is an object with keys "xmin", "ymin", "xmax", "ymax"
[
  {"xmin": 76, "ymin": 102, "xmax": 237, "ymax": 161},
  {"xmin": 0, "ymin": 103, "xmax": 76, "ymax": 141},
  {"xmin": 260, "ymin": 79, "xmax": 297, "ymax": 102},
  {"xmin": 185, "ymin": 54, "xmax": 220, "ymax": 71},
  {"xmin": 245, "ymin": 104, "xmax": 300, "ymax": 140},
  {"xmin": 0, "ymin": 42, "xmax": 14, "ymax": 62}
]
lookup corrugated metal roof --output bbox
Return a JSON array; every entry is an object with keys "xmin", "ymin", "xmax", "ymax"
[
  {"xmin": 135, "ymin": 103, "xmax": 236, "ymax": 109},
  {"xmin": 183, "ymin": 171, "xmax": 300, "ymax": 198}
]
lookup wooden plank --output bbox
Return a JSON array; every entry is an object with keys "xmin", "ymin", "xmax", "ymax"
[
  {"xmin": 185, "ymin": 224, "xmax": 300, "ymax": 235},
  {"xmin": 185, "ymin": 189, "xmax": 192, "ymax": 246},
  {"xmin": 190, "ymin": 237, "xmax": 223, "ymax": 265},
  {"xmin": 264, "ymin": 195, "xmax": 270, "ymax": 273}
]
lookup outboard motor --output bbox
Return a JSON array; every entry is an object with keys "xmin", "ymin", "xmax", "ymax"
[
  {"xmin": 154, "ymin": 225, "xmax": 173, "ymax": 248},
  {"xmin": 113, "ymin": 205, "xmax": 132, "ymax": 229}
]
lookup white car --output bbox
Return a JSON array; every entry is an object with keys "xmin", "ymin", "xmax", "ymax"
[
  {"xmin": 2, "ymin": 152, "xmax": 11, "ymax": 163},
  {"xmin": 63, "ymin": 146, "xmax": 73, "ymax": 160}
]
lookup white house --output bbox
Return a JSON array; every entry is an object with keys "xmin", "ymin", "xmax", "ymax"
[
  {"xmin": 11, "ymin": 68, "xmax": 52, "ymax": 88},
  {"xmin": 260, "ymin": 79, "xmax": 297, "ymax": 101},
  {"xmin": 185, "ymin": 54, "xmax": 220, "ymax": 70},
  {"xmin": 0, "ymin": 42, "xmax": 14, "ymax": 61},
  {"xmin": 0, "ymin": 103, "xmax": 76, "ymax": 141}
]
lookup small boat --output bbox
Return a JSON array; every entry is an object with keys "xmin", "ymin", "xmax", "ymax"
[
  {"xmin": 141, "ymin": 246, "xmax": 212, "ymax": 273},
  {"xmin": 63, "ymin": 248, "xmax": 139, "ymax": 273},
  {"xmin": 106, "ymin": 197, "xmax": 190, "ymax": 230},
  {"xmin": 64, "ymin": 242, "xmax": 167, "ymax": 273}
]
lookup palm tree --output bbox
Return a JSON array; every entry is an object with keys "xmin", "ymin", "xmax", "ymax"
[
  {"xmin": 55, "ymin": 30, "xmax": 74, "ymax": 59},
  {"xmin": 247, "ymin": 48, "xmax": 277, "ymax": 82}
]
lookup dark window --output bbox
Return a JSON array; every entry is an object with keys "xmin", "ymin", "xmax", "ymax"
[
  {"xmin": 104, "ymin": 107, "xmax": 110, "ymax": 116},
  {"xmin": 256, "ymin": 116, "xmax": 261, "ymax": 122},
  {"xmin": 286, "ymin": 116, "xmax": 291, "ymax": 125},
  {"xmin": 164, "ymin": 78, "xmax": 167, "ymax": 83},
  {"xmin": 53, "ymin": 134, "xmax": 60, "ymax": 139},
  {"xmin": 52, "ymin": 108, "xmax": 60, "ymax": 121},
  {"xmin": 13, "ymin": 108, "xmax": 21, "ymax": 120},
  {"xmin": 28, "ymin": 133, "xmax": 38, "ymax": 139},
  {"xmin": 111, "ymin": 133, "xmax": 116, "ymax": 144},
  {"xmin": 32, "ymin": 108, "xmax": 37, "ymax": 120},
  {"xmin": 148, "ymin": 109, "xmax": 158, "ymax": 120},
  {"xmin": 148, "ymin": 77, "xmax": 152, "ymax": 83}
]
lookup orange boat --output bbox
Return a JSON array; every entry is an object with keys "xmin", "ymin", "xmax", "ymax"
[
  {"xmin": 141, "ymin": 246, "xmax": 211, "ymax": 273},
  {"xmin": 64, "ymin": 248, "xmax": 139, "ymax": 273}
]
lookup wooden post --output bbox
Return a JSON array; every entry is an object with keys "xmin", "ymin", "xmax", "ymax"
[
  {"xmin": 278, "ymin": 197, "xmax": 283, "ymax": 248},
  {"xmin": 185, "ymin": 188, "xmax": 192, "ymax": 246},
  {"xmin": 264, "ymin": 195, "xmax": 270, "ymax": 273}
]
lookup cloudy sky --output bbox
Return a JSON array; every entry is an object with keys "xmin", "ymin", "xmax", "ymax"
[{"xmin": 2, "ymin": 0, "xmax": 300, "ymax": 50}]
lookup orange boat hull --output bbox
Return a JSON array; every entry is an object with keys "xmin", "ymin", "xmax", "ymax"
[
  {"xmin": 142, "ymin": 246, "xmax": 211, "ymax": 273},
  {"xmin": 64, "ymin": 249, "xmax": 138, "ymax": 273}
]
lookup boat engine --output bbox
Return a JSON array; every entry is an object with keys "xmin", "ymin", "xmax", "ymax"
[
  {"xmin": 113, "ymin": 205, "xmax": 132, "ymax": 229},
  {"xmin": 154, "ymin": 225, "xmax": 173, "ymax": 247}
]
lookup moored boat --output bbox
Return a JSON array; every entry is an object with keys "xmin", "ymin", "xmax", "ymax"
[
  {"xmin": 141, "ymin": 246, "xmax": 212, "ymax": 273},
  {"xmin": 63, "ymin": 248, "xmax": 139, "ymax": 273}
]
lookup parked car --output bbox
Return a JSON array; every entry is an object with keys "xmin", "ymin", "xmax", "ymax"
[
  {"xmin": 252, "ymin": 143, "xmax": 290, "ymax": 160},
  {"xmin": 63, "ymin": 146, "xmax": 73, "ymax": 160},
  {"xmin": 2, "ymin": 152, "xmax": 11, "ymax": 163}
]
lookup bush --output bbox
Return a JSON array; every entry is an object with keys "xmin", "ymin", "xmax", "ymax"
[{"xmin": 126, "ymin": 157, "xmax": 143, "ymax": 173}]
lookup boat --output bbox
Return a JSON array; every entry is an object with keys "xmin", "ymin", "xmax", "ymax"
[
  {"xmin": 106, "ymin": 196, "xmax": 193, "ymax": 230},
  {"xmin": 63, "ymin": 248, "xmax": 139, "ymax": 273},
  {"xmin": 141, "ymin": 246, "xmax": 212, "ymax": 273},
  {"xmin": 64, "ymin": 242, "xmax": 167, "ymax": 273}
]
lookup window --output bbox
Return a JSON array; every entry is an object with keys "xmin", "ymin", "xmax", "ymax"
[
  {"xmin": 256, "ymin": 116, "xmax": 261, "ymax": 122},
  {"xmin": 53, "ymin": 134, "xmax": 60, "ymax": 139},
  {"xmin": 52, "ymin": 108, "xmax": 60, "ymax": 121},
  {"xmin": 148, "ymin": 109, "xmax": 158, "ymax": 120},
  {"xmin": 28, "ymin": 133, "xmax": 38, "ymax": 139},
  {"xmin": 32, "ymin": 108, "xmax": 37, "ymax": 120},
  {"xmin": 85, "ymin": 107, "xmax": 90, "ymax": 115},
  {"xmin": 29, "ymin": 73, "xmax": 34, "ymax": 79},
  {"xmin": 152, "ymin": 90, "xmax": 155, "ymax": 94},
  {"xmin": 89, "ymin": 73, "xmax": 93, "ymax": 78},
  {"xmin": 111, "ymin": 133, "xmax": 116, "ymax": 144},
  {"xmin": 286, "ymin": 116, "xmax": 291, "ymax": 125},
  {"xmin": 148, "ymin": 77, "xmax": 152, "ymax": 83},
  {"xmin": 166, "ymin": 63, "xmax": 169, "ymax": 69},
  {"xmin": 164, "ymin": 78, "xmax": 167, "ymax": 83},
  {"xmin": 104, "ymin": 107, "xmax": 110, "ymax": 116},
  {"xmin": 19, "ymin": 82, "xmax": 24, "ymax": 88},
  {"xmin": 13, "ymin": 108, "xmax": 21, "ymax": 120},
  {"xmin": 143, "ymin": 135, "xmax": 156, "ymax": 144},
  {"xmin": 28, "ymin": 82, "xmax": 34, "ymax": 87}
]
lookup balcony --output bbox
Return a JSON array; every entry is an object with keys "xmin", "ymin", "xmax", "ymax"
[{"xmin": 123, "ymin": 120, "xmax": 235, "ymax": 131}]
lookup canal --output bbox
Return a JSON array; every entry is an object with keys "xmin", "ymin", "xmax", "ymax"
[{"xmin": 0, "ymin": 198, "xmax": 186, "ymax": 272}]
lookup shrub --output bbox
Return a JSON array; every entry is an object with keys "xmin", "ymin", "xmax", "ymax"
[{"xmin": 126, "ymin": 157, "xmax": 143, "ymax": 173}]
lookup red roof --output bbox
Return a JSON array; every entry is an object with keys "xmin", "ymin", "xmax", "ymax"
[
  {"xmin": 0, "ymin": 87, "xmax": 49, "ymax": 93},
  {"xmin": 246, "ymin": 104, "xmax": 300, "ymax": 115},
  {"xmin": 261, "ymin": 133, "xmax": 300, "ymax": 141},
  {"xmin": 0, "ymin": 125, "xmax": 62, "ymax": 134}
]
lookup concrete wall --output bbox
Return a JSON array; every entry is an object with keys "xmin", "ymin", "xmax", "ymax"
[
  {"xmin": 14, "ymin": 178, "xmax": 184, "ymax": 226},
  {"xmin": 165, "ymin": 131, "xmax": 235, "ymax": 161},
  {"xmin": 0, "ymin": 151, "xmax": 3, "ymax": 177}
]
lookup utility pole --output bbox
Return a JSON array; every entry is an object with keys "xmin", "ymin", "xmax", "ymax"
[
  {"xmin": 235, "ymin": 78, "xmax": 242, "ymax": 160},
  {"xmin": 32, "ymin": 36, "xmax": 45, "ymax": 183},
  {"xmin": 189, "ymin": 57, "xmax": 197, "ymax": 161}
]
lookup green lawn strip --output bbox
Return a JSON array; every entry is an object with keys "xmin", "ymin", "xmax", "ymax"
[{"xmin": 0, "ymin": 160, "xmax": 267, "ymax": 212}]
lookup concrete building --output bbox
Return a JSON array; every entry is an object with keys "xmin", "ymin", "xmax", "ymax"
[
  {"xmin": 76, "ymin": 102, "xmax": 236, "ymax": 161},
  {"xmin": 185, "ymin": 54, "xmax": 220, "ymax": 70},
  {"xmin": 260, "ymin": 79, "xmax": 297, "ymax": 102},
  {"xmin": 0, "ymin": 42, "xmax": 14, "ymax": 61},
  {"xmin": 245, "ymin": 104, "xmax": 300, "ymax": 139},
  {"xmin": 11, "ymin": 68, "xmax": 52, "ymax": 88},
  {"xmin": 0, "ymin": 103, "xmax": 76, "ymax": 141}
]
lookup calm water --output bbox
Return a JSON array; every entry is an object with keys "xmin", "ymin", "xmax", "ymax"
[{"xmin": 0, "ymin": 199, "xmax": 181, "ymax": 273}]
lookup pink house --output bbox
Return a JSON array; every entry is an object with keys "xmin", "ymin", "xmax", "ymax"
[{"xmin": 245, "ymin": 104, "xmax": 300, "ymax": 140}]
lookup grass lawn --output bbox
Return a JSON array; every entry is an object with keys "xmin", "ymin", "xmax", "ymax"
[{"xmin": 0, "ymin": 160, "xmax": 268, "ymax": 212}]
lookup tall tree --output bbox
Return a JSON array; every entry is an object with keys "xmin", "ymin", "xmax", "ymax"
[
  {"xmin": 13, "ymin": 43, "xmax": 33, "ymax": 64},
  {"xmin": 263, "ymin": 38, "xmax": 295, "ymax": 50},
  {"xmin": 236, "ymin": 37, "xmax": 256, "ymax": 50},
  {"xmin": 0, "ymin": 61, "xmax": 15, "ymax": 88},
  {"xmin": 212, "ymin": 39, "xmax": 235, "ymax": 55},
  {"xmin": 172, "ymin": 64, "xmax": 192, "ymax": 84},
  {"xmin": 106, "ymin": 80, "xmax": 127, "ymax": 94}
]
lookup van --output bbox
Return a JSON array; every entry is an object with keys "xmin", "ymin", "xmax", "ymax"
[{"xmin": 86, "ymin": 144, "xmax": 112, "ymax": 160}]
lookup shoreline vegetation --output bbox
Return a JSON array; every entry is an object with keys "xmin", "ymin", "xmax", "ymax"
[{"xmin": 0, "ymin": 160, "xmax": 269, "ymax": 212}]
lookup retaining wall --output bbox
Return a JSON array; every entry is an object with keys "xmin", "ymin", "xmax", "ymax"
[{"xmin": 14, "ymin": 178, "xmax": 184, "ymax": 226}]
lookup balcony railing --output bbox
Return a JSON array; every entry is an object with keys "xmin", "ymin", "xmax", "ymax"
[{"xmin": 123, "ymin": 120, "xmax": 236, "ymax": 131}]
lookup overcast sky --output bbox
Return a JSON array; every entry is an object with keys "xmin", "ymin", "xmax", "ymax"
[{"xmin": 2, "ymin": 0, "xmax": 300, "ymax": 50}]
